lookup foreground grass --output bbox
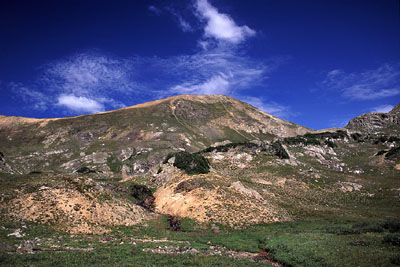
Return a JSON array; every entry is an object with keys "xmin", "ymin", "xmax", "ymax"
[{"xmin": 1, "ymin": 216, "xmax": 400, "ymax": 266}]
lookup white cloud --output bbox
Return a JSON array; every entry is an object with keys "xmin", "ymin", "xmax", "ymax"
[
  {"xmin": 371, "ymin": 104, "xmax": 394, "ymax": 113},
  {"xmin": 195, "ymin": 0, "xmax": 255, "ymax": 44},
  {"xmin": 322, "ymin": 63, "xmax": 400, "ymax": 100},
  {"xmin": 56, "ymin": 94, "xmax": 104, "ymax": 114}
]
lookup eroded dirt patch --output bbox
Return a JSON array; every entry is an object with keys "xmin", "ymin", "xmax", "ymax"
[
  {"xmin": 154, "ymin": 173, "xmax": 290, "ymax": 227},
  {"xmin": 0, "ymin": 176, "xmax": 151, "ymax": 234}
]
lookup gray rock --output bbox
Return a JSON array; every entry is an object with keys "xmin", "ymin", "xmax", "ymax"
[{"xmin": 17, "ymin": 240, "xmax": 37, "ymax": 254}]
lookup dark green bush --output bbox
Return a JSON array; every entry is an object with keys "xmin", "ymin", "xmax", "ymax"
[
  {"xmin": 382, "ymin": 218, "xmax": 400, "ymax": 233},
  {"xmin": 107, "ymin": 156, "xmax": 123, "ymax": 173},
  {"xmin": 164, "ymin": 151, "xmax": 210, "ymax": 175},
  {"xmin": 199, "ymin": 142, "xmax": 263, "ymax": 154},
  {"xmin": 376, "ymin": 150, "xmax": 387, "ymax": 156},
  {"xmin": 271, "ymin": 141, "xmax": 290, "ymax": 159},
  {"xmin": 385, "ymin": 146, "xmax": 400, "ymax": 160},
  {"xmin": 76, "ymin": 166, "xmax": 96, "ymax": 174},
  {"xmin": 391, "ymin": 254, "xmax": 400, "ymax": 265},
  {"xmin": 324, "ymin": 140, "xmax": 337, "ymax": 148},
  {"xmin": 351, "ymin": 133, "xmax": 362, "ymax": 141},
  {"xmin": 373, "ymin": 135, "xmax": 400, "ymax": 144},
  {"xmin": 284, "ymin": 136, "xmax": 321, "ymax": 146},
  {"xmin": 131, "ymin": 184, "xmax": 155, "ymax": 210},
  {"xmin": 383, "ymin": 234, "xmax": 400, "ymax": 246},
  {"xmin": 374, "ymin": 136, "xmax": 389, "ymax": 144},
  {"xmin": 325, "ymin": 226, "xmax": 361, "ymax": 235},
  {"xmin": 389, "ymin": 136, "xmax": 400, "ymax": 142},
  {"xmin": 352, "ymin": 222, "xmax": 384, "ymax": 233},
  {"xmin": 304, "ymin": 130, "xmax": 348, "ymax": 140},
  {"xmin": 283, "ymin": 130, "xmax": 347, "ymax": 147}
]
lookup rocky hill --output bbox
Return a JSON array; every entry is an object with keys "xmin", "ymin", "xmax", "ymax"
[
  {"xmin": 0, "ymin": 96, "xmax": 399, "ymax": 263},
  {"xmin": 0, "ymin": 95, "xmax": 311, "ymax": 176},
  {"xmin": 345, "ymin": 104, "xmax": 400, "ymax": 134}
]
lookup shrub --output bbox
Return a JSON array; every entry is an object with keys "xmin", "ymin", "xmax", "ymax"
[
  {"xmin": 383, "ymin": 234, "xmax": 400, "ymax": 246},
  {"xmin": 352, "ymin": 222, "xmax": 384, "ymax": 233},
  {"xmin": 107, "ymin": 156, "xmax": 123, "ymax": 173},
  {"xmin": 385, "ymin": 146, "xmax": 400, "ymax": 160},
  {"xmin": 271, "ymin": 141, "xmax": 290, "ymax": 159},
  {"xmin": 389, "ymin": 136, "xmax": 400, "ymax": 142},
  {"xmin": 373, "ymin": 135, "xmax": 400, "ymax": 144},
  {"xmin": 304, "ymin": 130, "xmax": 348, "ymax": 140},
  {"xmin": 76, "ymin": 166, "xmax": 96, "ymax": 174},
  {"xmin": 131, "ymin": 184, "xmax": 155, "ymax": 210},
  {"xmin": 382, "ymin": 218, "xmax": 400, "ymax": 233},
  {"xmin": 163, "ymin": 151, "xmax": 210, "ymax": 175},
  {"xmin": 391, "ymin": 254, "xmax": 400, "ymax": 265},
  {"xmin": 283, "ymin": 130, "xmax": 347, "ymax": 147},
  {"xmin": 324, "ymin": 140, "xmax": 337, "ymax": 148},
  {"xmin": 351, "ymin": 133, "xmax": 362, "ymax": 141},
  {"xmin": 199, "ymin": 142, "xmax": 263, "ymax": 154},
  {"xmin": 284, "ymin": 136, "xmax": 321, "ymax": 146},
  {"xmin": 325, "ymin": 226, "xmax": 361, "ymax": 235},
  {"xmin": 375, "ymin": 150, "xmax": 387, "ymax": 156}
]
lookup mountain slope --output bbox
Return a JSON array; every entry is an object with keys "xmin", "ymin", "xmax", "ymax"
[{"xmin": 0, "ymin": 95, "xmax": 311, "ymax": 175}]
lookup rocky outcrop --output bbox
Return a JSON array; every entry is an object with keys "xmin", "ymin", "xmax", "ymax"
[
  {"xmin": 0, "ymin": 152, "xmax": 18, "ymax": 174},
  {"xmin": 345, "ymin": 104, "xmax": 400, "ymax": 132}
]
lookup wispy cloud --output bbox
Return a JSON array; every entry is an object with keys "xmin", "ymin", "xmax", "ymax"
[
  {"xmin": 171, "ymin": 75, "xmax": 230, "ymax": 95},
  {"xmin": 322, "ymin": 63, "xmax": 400, "ymax": 100},
  {"xmin": 9, "ymin": 82, "xmax": 49, "ymax": 111},
  {"xmin": 159, "ymin": 51, "xmax": 266, "ymax": 96},
  {"xmin": 371, "ymin": 104, "xmax": 394, "ymax": 113},
  {"xmin": 239, "ymin": 96, "xmax": 291, "ymax": 119},
  {"xmin": 148, "ymin": 5, "xmax": 161, "ymax": 15},
  {"xmin": 10, "ymin": 53, "xmax": 133, "ymax": 114},
  {"xmin": 167, "ymin": 8, "xmax": 193, "ymax": 32},
  {"xmin": 195, "ymin": 0, "xmax": 255, "ymax": 44}
]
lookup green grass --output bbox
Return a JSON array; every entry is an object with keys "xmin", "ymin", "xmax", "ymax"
[{"xmin": 2, "ymin": 216, "xmax": 400, "ymax": 266}]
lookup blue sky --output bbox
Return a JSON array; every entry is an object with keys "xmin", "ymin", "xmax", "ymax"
[{"xmin": 0, "ymin": 0, "xmax": 399, "ymax": 129}]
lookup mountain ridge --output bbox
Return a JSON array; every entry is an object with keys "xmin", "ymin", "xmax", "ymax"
[{"xmin": 0, "ymin": 95, "xmax": 312, "ymax": 175}]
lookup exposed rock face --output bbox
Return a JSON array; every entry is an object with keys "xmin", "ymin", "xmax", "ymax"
[
  {"xmin": 389, "ymin": 104, "xmax": 400, "ymax": 115},
  {"xmin": 0, "ymin": 152, "xmax": 18, "ymax": 174},
  {"xmin": 345, "ymin": 104, "xmax": 400, "ymax": 132}
]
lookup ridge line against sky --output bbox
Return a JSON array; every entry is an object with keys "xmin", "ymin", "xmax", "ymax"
[{"xmin": 0, "ymin": 0, "xmax": 399, "ymax": 129}]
